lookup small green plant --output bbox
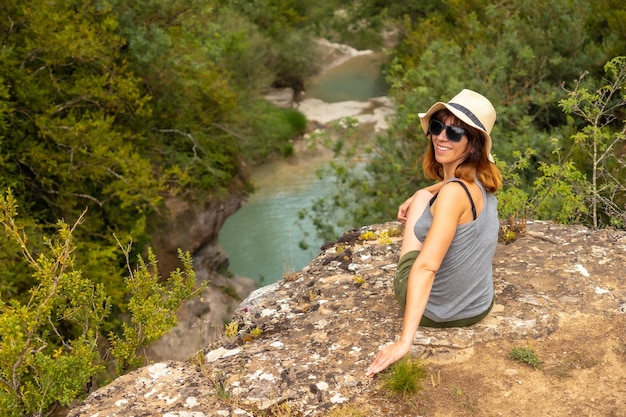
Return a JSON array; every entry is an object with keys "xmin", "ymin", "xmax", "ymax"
[
  {"xmin": 328, "ymin": 404, "xmax": 367, "ymax": 417},
  {"xmin": 352, "ymin": 275, "xmax": 366, "ymax": 286},
  {"xmin": 387, "ymin": 227, "xmax": 403, "ymax": 237},
  {"xmin": 358, "ymin": 229, "xmax": 397, "ymax": 244},
  {"xmin": 0, "ymin": 190, "xmax": 201, "ymax": 414},
  {"xmin": 283, "ymin": 108, "xmax": 307, "ymax": 132},
  {"xmin": 451, "ymin": 386, "xmax": 479, "ymax": 414},
  {"xmin": 500, "ymin": 227, "xmax": 517, "ymax": 244},
  {"xmin": 359, "ymin": 230, "xmax": 376, "ymax": 240},
  {"xmin": 208, "ymin": 370, "xmax": 231, "ymax": 401},
  {"xmin": 377, "ymin": 231, "xmax": 392, "ymax": 245},
  {"xmin": 380, "ymin": 355, "xmax": 428, "ymax": 397},
  {"xmin": 510, "ymin": 345, "xmax": 543, "ymax": 369},
  {"xmin": 250, "ymin": 327, "xmax": 263, "ymax": 338},
  {"xmin": 224, "ymin": 321, "xmax": 239, "ymax": 339}
]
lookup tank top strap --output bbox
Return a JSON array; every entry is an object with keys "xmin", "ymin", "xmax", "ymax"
[{"xmin": 429, "ymin": 179, "xmax": 477, "ymax": 220}]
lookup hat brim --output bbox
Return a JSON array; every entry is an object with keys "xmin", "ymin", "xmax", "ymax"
[{"xmin": 419, "ymin": 103, "xmax": 494, "ymax": 163}]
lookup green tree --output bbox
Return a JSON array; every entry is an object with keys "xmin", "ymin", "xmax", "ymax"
[
  {"xmin": 225, "ymin": 0, "xmax": 321, "ymax": 93},
  {"xmin": 0, "ymin": 0, "xmax": 311, "ymax": 308},
  {"xmin": 560, "ymin": 56, "xmax": 626, "ymax": 228},
  {"xmin": 0, "ymin": 0, "xmax": 161, "ymax": 310}
]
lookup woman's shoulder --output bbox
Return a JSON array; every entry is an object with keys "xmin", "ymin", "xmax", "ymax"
[
  {"xmin": 440, "ymin": 177, "xmax": 477, "ymax": 194},
  {"xmin": 435, "ymin": 181, "xmax": 472, "ymax": 208}
]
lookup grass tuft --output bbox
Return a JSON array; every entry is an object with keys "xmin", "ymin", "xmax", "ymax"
[
  {"xmin": 510, "ymin": 346, "xmax": 543, "ymax": 369},
  {"xmin": 380, "ymin": 355, "xmax": 428, "ymax": 397}
]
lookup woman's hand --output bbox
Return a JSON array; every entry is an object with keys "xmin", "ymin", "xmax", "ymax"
[
  {"xmin": 397, "ymin": 194, "xmax": 415, "ymax": 224},
  {"xmin": 365, "ymin": 339, "xmax": 412, "ymax": 378}
]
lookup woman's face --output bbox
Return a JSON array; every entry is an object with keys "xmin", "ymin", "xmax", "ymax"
[{"xmin": 430, "ymin": 115, "xmax": 471, "ymax": 167}]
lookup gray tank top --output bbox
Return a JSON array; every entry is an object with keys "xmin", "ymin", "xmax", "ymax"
[{"xmin": 414, "ymin": 179, "xmax": 498, "ymax": 322}]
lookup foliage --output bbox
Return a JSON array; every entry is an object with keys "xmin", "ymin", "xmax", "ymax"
[
  {"xmin": 296, "ymin": 118, "xmax": 396, "ymax": 242},
  {"xmin": 235, "ymin": 101, "xmax": 307, "ymax": 162},
  {"xmin": 497, "ymin": 143, "xmax": 591, "ymax": 225},
  {"xmin": 0, "ymin": 0, "xmax": 178, "ymax": 319},
  {"xmin": 306, "ymin": 0, "xmax": 626, "ymax": 238},
  {"xmin": 0, "ymin": 191, "xmax": 106, "ymax": 416},
  {"xmin": 559, "ymin": 56, "xmax": 626, "ymax": 228},
  {"xmin": 226, "ymin": 0, "xmax": 321, "ymax": 91},
  {"xmin": 510, "ymin": 346, "xmax": 543, "ymax": 369},
  {"xmin": 387, "ymin": 0, "xmax": 603, "ymax": 163},
  {"xmin": 379, "ymin": 355, "xmax": 428, "ymax": 397},
  {"xmin": 108, "ymin": 245, "xmax": 200, "ymax": 375},
  {"xmin": 306, "ymin": 0, "xmax": 446, "ymax": 50},
  {"xmin": 0, "ymin": 0, "xmax": 316, "ymax": 384},
  {"xmin": 0, "ymin": 190, "xmax": 200, "ymax": 415}
]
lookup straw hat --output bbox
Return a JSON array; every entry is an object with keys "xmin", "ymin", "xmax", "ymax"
[{"xmin": 418, "ymin": 89, "xmax": 496, "ymax": 162}]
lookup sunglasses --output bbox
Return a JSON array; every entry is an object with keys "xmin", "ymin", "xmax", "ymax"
[{"xmin": 428, "ymin": 119, "xmax": 466, "ymax": 142}]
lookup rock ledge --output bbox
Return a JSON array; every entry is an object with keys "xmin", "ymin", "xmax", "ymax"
[{"xmin": 69, "ymin": 221, "xmax": 626, "ymax": 416}]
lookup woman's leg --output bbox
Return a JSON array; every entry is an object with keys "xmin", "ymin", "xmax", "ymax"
[{"xmin": 399, "ymin": 189, "xmax": 433, "ymax": 258}]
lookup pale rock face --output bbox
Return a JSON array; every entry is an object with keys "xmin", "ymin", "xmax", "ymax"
[
  {"xmin": 147, "ymin": 193, "xmax": 257, "ymax": 362},
  {"xmin": 69, "ymin": 220, "xmax": 626, "ymax": 416}
]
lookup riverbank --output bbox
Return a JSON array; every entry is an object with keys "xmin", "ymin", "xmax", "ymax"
[
  {"xmin": 221, "ymin": 39, "xmax": 395, "ymax": 285},
  {"xmin": 265, "ymin": 38, "xmax": 395, "ymax": 131}
]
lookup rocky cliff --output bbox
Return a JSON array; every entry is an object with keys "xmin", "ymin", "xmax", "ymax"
[
  {"xmin": 148, "ymin": 194, "xmax": 257, "ymax": 362},
  {"xmin": 69, "ymin": 220, "xmax": 626, "ymax": 416},
  {"xmin": 142, "ymin": 38, "xmax": 398, "ymax": 364}
]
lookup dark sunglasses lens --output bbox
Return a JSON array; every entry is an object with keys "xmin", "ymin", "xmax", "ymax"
[
  {"xmin": 429, "ymin": 119, "xmax": 465, "ymax": 142},
  {"xmin": 429, "ymin": 119, "xmax": 444, "ymax": 135},
  {"xmin": 447, "ymin": 126, "xmax": 465, "ymax": 142}
]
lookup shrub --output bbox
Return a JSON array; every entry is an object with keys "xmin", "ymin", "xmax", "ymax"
[{"xmin": 0, "ymin": 190, "xmax": 201, "ymax": 414}]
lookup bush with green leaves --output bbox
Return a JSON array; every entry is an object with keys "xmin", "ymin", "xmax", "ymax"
[
  {"xmin": 0, "ymin": 190, "xmax": 201, "ymax": 416},
  {"xmin": 496, "ymin": 143, "xmax": 591, "ymax": 225},
  {"xmin": 559, "ymin": 56, "xmax": 626, "ymax": 229}
]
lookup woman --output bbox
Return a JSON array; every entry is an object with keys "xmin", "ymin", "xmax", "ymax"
[{"xmin": 365, "ymin": 89, "xmax": 503, "ymax": 378}]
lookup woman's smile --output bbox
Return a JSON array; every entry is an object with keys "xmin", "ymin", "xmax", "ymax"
[{"xmin": 435, "ymin": 143, "xmax": 452, "ymax": 153}]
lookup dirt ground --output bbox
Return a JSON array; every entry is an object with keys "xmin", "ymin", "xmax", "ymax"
[{"xmin": 354, "ymin": 309, "xmax": 626, "ymax": 417}]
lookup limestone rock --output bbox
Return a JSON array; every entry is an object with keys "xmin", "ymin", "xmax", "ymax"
[
  {"xmin": 142, "ymin": 193, "xmax": 258, "ymax": 362},
  {"xmin": 69, "ymin": 221, "xmax": 626, "ymax": 416}
]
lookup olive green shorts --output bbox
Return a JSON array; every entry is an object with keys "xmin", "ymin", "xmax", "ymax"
[{"xmin": 393, "ymin": 250, "xmax": 494, "ymax": 328}]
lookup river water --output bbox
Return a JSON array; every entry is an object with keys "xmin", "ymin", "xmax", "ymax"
[{"xmin": 218, "ymin": 52, "xmax": 387, "ymax": 286}]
